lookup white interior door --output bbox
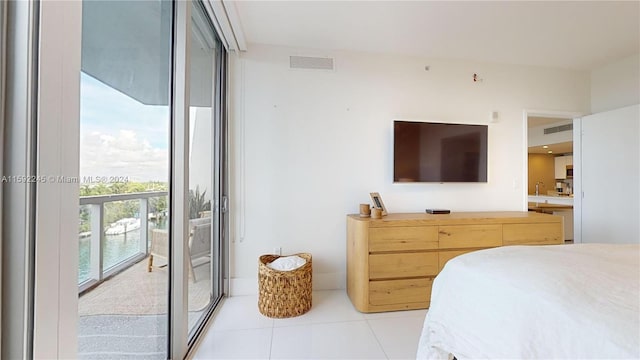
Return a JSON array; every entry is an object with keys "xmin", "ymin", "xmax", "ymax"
[{"xmin": 579, "ymin": 104, "xmax": 639, "ymax": 244}]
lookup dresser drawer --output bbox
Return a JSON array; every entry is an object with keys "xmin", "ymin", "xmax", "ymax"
[
  {"xmin": 438, "ymin": 250, "xmax": 474, "ymax": 272},
  {"xmin": 369, "ymin": 226, "xmax": 438, "ymax": 252},
  {"xmin": 438, "ymin": 224, "xmax": 502, "ymax": 248},
  {"xmin": 503, "ymin": 223, "xmax": 563, "ymax": 245},
  {"xmin": 369, "ymin": 253, "xmax": 438, "ymax": 279},
  {"xmin": 369, "ymin": 278, "xmax": 433, "ymax": 306}
]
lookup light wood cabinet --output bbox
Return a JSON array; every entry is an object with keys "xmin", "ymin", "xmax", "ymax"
[
  {"xmin": 503, "ymin": 223, "xmax": 563, "ymax": 245},
  {"xmin": 438, "ymin": 250, "xmax": 473, "ymax": 272},
  {"xmin": 347, "ymin": 211, "xmax": 563, "ymax": 312},
  {"xmin": 369, "ymin": 226, "xmax": 438, "ymax": 252},
  {"xmin": 369, "ymin": 278, "xmax": 433, "ymax": 306},
  {"xmin": 438, "ymin": 224, "xmax": 502, "ymax": 248},
  {"xmin": 369, "ymin": 252, "xmax": 439, "ymax": 279}
]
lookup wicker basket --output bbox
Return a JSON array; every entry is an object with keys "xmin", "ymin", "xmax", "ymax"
[{"xmin": 258, "ymin": 253, "xmax": 312, "ymax": 318}]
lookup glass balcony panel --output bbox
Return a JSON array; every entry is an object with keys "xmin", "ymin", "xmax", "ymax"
[
  {"xmin": 78, "ymin": 204, "xmax": 92, "ymax": 284},
  {"xmin": 102, "ymin": 200, "xmax": 143, "ymax": 270}
]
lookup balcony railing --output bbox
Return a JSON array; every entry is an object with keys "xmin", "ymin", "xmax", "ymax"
[{"xmin": 79, "ymin": 191, "xmax": 168, "ymax": 293}]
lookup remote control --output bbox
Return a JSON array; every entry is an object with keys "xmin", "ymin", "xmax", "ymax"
[{"xmin": 425, "ymin": 209, "xmax": 450, "ymax": 214}]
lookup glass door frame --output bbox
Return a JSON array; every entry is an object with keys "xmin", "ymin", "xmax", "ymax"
[
  {"xmin": 173, "ymin": 0, "xmax": 228, "ymax": 354},
  {"xmin": 2, "ymin": 1, "xmax": 83, "ymax": 358},
  {"xmin": 0, "ymin": 0, "xmax": 7, "ymax": 355},
  {"xmin": 2, "ymin": 1, "xmax": 41, "ymax": 357},
  {"xmin": 185, "ymin": 0, "xmax": 228, "ymax": 346},
  {"xmin": 169, "ymin": 0, "xmax": 191, "ymax": 357},
  {"xmin": 2, "ymin": 1, "xmax": 227, "ymax": 358}
]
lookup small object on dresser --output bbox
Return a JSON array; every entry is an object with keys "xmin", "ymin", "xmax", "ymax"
[
  {"xmin": 371, "ymin": 208, "xmax": 383, "ymax": 219},
  {"xmin": 369, "ymin": 192, "xmax": 388, "ymax": 215},
  {"xmin": 359, "ymin": 203, "xmax": 371, "ymax": 217},
  {"xmin": 426, "ymin": 209, "xmax": 450, "ymax": 214}
]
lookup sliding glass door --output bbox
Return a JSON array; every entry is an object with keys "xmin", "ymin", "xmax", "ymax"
[
  {"xmin": 187, "ymin": 1, "xmax": 225, "ymax": 341},
  {"xmin": 76, "ymin": 0, "xmax": 226, "ymax": 357},
  {"xmin": 77, "ymin": 1, "xmax": 173, "ymax": 358},
  {"xmin": 5, "ymin": 1, "xmax": 228, "ymax": 358}
]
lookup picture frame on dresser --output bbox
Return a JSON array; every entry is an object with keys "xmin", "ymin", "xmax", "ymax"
[{"xmin": 369, "ymin": 192, "xmax": 388, "ymax": 216}]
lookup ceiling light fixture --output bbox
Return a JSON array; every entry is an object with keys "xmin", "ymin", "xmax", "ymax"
[
  {"xmin": 543, "ymin": 145, "xmax": 549, "ymax": 149},
  {"xmin": 548, "ymin": 150, "xmax": 553, "ymax": 154}
]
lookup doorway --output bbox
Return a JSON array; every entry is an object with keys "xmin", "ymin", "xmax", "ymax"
[{"xmin": 523, "ymin": 110, "xmax": 582, "ymax": 244}]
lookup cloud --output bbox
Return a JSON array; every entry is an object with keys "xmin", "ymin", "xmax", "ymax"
[
  {"xmin": 79, "ymin": 72, "xmax": 170, "ymax": 183},
  {"xmin": 80, "ymin": 72, "xmax": 170, "ymax": 150},
  {"xmin": 80, "ymin": 130, "xmax": 168, "ymax": 182}
]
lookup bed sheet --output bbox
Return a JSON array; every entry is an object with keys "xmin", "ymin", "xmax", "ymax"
[{"xmin": 417, "ymin": 244, "xmax": 640, "ymax": 359}]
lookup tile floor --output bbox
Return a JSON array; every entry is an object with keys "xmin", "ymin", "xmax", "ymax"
[{"xmin": 191, "ymin": 290, "xmax": 427, "ymax": 360}]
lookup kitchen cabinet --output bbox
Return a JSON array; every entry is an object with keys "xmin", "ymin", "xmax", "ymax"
[
  {"xmin": 527, "ymin": 200, "xmax": 573, "ymax": 242},
  {"xmin": 554, "ymin": 155, "xmax": 573, "ymax": 179}
]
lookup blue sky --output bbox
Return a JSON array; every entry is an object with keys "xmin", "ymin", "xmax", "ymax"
[{"xmin": 79, "ymin": 73, "xmax": 170, "ymax": 183}]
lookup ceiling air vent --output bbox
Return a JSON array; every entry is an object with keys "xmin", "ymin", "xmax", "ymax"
[
  {"xmin": 543, "ymin": 123, "xmax": 573, "ymax": 135},
  {"xmin": 289, "ymin": 56, "xmax": 334, "ymax": 70}
]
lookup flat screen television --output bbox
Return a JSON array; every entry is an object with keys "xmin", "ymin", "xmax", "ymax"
[{"xmin": 394, "ymin": 120, "xmax": 488, "ymax": 183}]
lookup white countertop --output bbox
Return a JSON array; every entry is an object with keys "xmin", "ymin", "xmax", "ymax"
[{"xmin": 528, "ymin": 195, "xmax": 574, "ymax": 206}]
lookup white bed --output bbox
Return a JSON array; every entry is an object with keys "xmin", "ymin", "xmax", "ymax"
[{"xmin": 417, "ymin": 244, "xmax": 640, "ymax": 359}]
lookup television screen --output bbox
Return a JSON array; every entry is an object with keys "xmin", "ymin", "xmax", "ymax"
[{"xmin": 394, "ymin": 121, "xmax": 488, "ymax": 183}]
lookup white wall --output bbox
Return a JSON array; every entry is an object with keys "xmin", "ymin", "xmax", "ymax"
[
  {"xmin": 591, "ymin": 53, "xmax": 640, "ymax": 113},
  {"xmin": 228, "ymin": 44, "xmax": 591, "ymax": 294}
]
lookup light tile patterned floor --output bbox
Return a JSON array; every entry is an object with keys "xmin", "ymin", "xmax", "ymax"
[{"xmin": 191, "ymin": 290, "xmax": 427, "ymax": 360}]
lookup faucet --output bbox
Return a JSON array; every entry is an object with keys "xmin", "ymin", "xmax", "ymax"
[{"xmin": 535, "ymin": 181, "xmax": 544, "ymax": 196}]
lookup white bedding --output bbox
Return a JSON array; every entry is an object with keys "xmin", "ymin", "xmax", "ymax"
[{"xmin": 417, "ymin": 244, "xmax": 640, "ymax": 359}]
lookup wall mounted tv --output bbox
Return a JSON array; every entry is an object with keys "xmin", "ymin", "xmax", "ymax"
[{"xmin": 394, "ymin": 120, "xmax": 488, "ymax": 183}]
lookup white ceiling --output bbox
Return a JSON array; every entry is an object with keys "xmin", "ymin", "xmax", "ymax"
[
  {"xmin": 232, "ymin": 1, "xmax": 639, "ymax": 70},
  {"xmin": 527, "ymin": 116, "xmax": 570, "ymax": 128},
  {"xmin": 529, "ymin": 141, "xmax": 573, "ymax": 155},
  {"xmin": 527, "ymin": 117, "xmax": 573, "ymax": 153}
]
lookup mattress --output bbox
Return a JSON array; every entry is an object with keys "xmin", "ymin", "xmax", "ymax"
[{"xmin": 417, "ymin": 243, "xmax": 640, "ymax": 359}]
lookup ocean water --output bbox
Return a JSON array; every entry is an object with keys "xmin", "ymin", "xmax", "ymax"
[{"xmin": 78, "ymin": 220, "xmax": 167, "ymax": 283}]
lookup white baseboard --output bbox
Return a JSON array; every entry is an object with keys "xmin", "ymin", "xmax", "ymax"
[{"xmin": 229, "ymin": 272, "xmax": 345, "ymax": 296}]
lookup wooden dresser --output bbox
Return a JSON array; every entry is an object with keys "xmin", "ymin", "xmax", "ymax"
[{"xmin": 346, "ymin": 211, "xmax": 563, "ymax": 312}]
